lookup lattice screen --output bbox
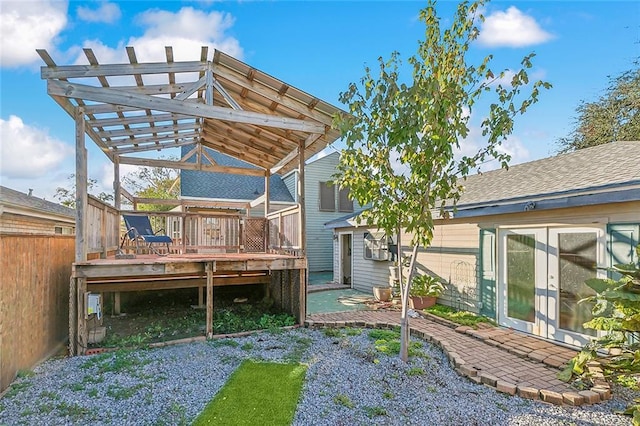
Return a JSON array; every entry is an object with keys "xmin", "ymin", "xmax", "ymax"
[{"xmin": 243, "ymin": 218, "xmax": 267, "ymax": 252}]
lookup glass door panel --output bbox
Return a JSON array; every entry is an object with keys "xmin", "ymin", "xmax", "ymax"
[
  {"xmin": 506, "ymin": 234, "xmax": 536, "ymax": 322},
  {"xmin": 498, "ymin": 228, "xmax": 547, "ymax": 335},
  {"xmin": 557, "ymin": 232, "xmax": 597, "ymax": 336}
]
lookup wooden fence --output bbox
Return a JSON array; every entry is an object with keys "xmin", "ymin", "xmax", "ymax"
[{"xmin": 0, "ymin": 234, "xmax": 74, "ymax": 392}]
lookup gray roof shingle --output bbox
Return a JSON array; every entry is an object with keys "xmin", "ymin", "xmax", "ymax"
[
  {"xmin": 0, "ymin": 186, "xmax": 75, "ymax": 218},
  {"xmin": 180, "ymin": 146, "xmax": 295, "ymax": 203},
  {"xmin": 457, "ymin": 141, "xmax": 640, "ymax": 207}
]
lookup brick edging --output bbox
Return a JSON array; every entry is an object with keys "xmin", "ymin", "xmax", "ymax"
[{"xmin": 304, "ymin": 317, "xmax": 612, "ymax": 406}]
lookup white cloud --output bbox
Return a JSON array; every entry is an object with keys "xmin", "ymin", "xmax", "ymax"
[
  {"xmin": 0, "ymin": 115, "xmax": 73, "ymax": 178},
  {"xmin": 0, "ymin": 0, "xmax": 68, "ymax": 67},
  {"xmin": 97, "ymin": 161, "xmax": 139, "ymax": 195},
  {"xmin": 74, "ymin": 7, "xmax": 243, "ymax": 66},
  {"xmin": 76, "ymin": 1, "xmax": 121, "ymax": 24},
  {"xmin": 477, "ymin": 6, "xmax": 553, "ymax": 47}
]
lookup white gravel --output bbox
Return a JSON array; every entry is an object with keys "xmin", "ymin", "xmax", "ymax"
[{"xmin": 0, "ymin": 327, "xmax": 633, "ymax": 425}]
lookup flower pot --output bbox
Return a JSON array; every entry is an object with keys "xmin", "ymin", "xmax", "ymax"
[
  {"xmin": 373, "ymin": 286, "xmax": 392, "ymax": 302},
  {"xmin": 409, "ymin": 296, "xmax": 437, "ymax": 310}
]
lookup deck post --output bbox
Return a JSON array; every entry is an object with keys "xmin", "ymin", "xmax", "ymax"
[
  {"xmin": 76, "ymin": 277, "xmax": 88, "ymax": 355},
  {"xmin": 264, "ymin": 170, "xmax": 270, "ymax": 252},
  {"xmin": 75, "ymin": 107, "xmax": 88, "ymax": 263},
  {"xmin": 68, "ymin": 276, "xmax": 77, "ymax": 356},
  {"xmin": 298, "ymin": 139, "xmax": 306, "ymax": 256},
  {"xmin": 206, "ymin": 262, "xmax": 214, "ymax": 338}
]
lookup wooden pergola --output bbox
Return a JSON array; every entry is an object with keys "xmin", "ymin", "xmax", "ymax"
[{"xmin": 37, "ymin": 46, "xmax": 346, "ymax": 354}]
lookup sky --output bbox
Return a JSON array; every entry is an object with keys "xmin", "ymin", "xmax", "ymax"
[{"xmin": 0, "ymin": 0, "xmax": 639, "ymax": 201}]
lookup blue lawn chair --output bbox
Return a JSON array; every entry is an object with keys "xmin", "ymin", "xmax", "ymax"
[{"xmin": 120, "ymin": 214, "xmax": 173, "ymax": 255}]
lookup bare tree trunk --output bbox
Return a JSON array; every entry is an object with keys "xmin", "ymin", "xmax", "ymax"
[{"xmin": 399, "ymin": 243, "xmax": 420, "ymax": 362}]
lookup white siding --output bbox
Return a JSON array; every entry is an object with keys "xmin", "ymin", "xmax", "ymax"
[{"xmin": 351, "ymin": 228, "xmax": 394, "ymax": 293}]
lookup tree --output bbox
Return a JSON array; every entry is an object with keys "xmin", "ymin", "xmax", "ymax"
[
  {"xmin": 558, "ymin": 60, "xmax": 640, "ymax": 152},
  {"xmin": 123, "ymin": 163, "xmax": 179, "ymax": 212},
  {"xmin": 54, "ymin": 174, "xmax": 113, "ymax": 208},
  {"xmin": 333, "ymin": 0, "xmax": 550, "ymax": 361}
]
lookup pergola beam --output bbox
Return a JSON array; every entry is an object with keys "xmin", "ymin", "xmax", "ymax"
[
  {"xmin": 48, "ymin": 80, "xmax": 325, "ymax": 134},
  {"xmin": 118, "ymin": 156, "xmax": 267, "ymax": 177}
]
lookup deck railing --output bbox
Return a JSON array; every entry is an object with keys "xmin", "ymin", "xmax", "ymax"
[
  {"xmin": 267, "ymin": 205, "xmax": 301, "ymax": 254},
  {"xmin": 86, "ymin": 195, "xmax": 120, "ymax": 258},
  {"xmin": 85, "ymin": 203, "xmax": 302, "ymax": 256}
]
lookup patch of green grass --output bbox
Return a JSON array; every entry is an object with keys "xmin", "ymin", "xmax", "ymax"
[
  {"xmin": 16, "ymin": 370, "xmax": 35, "ymax": 379},
  {"xmin": 345, "ymin": 327, "xmax": 362, "ymax": 336},
  {"xmin": 241, "ymin": 342, "xmax": 254, "ymax": 351},
  {"xmin": 425, "ymin": 304, "xmax": 495, "ymax": 328},
  {"xmin": 210, "ymin": 338, "xmax": 240, "ymax": 348},
  {"xmin": 364, "ymin": 405, "xmax": 387, "ymax": 417},
  {"xmin": 39, "ymin": 390, "xmax": 59, "ymax": 400},
  {"xmin": 155, "ymin": 402, "xmax": 188, "ymax": 426},
  {"xmin": 322, "ymin": 328, "xmax": 343, "ymax": 338},
  {"xmin": 81, "ymin": 349, "xmax": 150, "ymax": 375},
  {"xmin": 382, "ymin": 391, "xmax": 394, "ymax": 399},
  {"xmin": 82, "ymin": 374, "xmax": 105, "ymax": 384},
  {"xmin": 333, "ymin": 394, "xmax": 355, "ymax": 409},
  {"xmin": 193, "ymin": 361, "xmax": 306, "ymax": 425},
  {"xmin": 213, "ymin": 305, "xmax": 295, "ymax": 335},
  {"xmin": 5, "ymin": 381, "xmax": 32, "ymax": 398},
  {"xmin": 284, "ymin": 336, "xmax": 312, "ymax": 363},
  {"xmin": 55, "ymin": 401, "xmax": 92, "ymax": 420},
  {"xmin": 87, "ymin": 388, "xmax": 99, "ymax": 398},
  {"xmin": 368, "ymin": 329, "xmax": 424, "ymax": 358},
  {"xmin": 407, "ymin": 367, "xmax": 425, "ymax": 376},
  {"xmin": 368, "ymin": 329, "xmax": 401, "ymax": 341},
  {"xmin": 69, "ymin": 383, "xmax": 85, "ymax": 392},
  {"xmin": 106, "ymin": 383, "xmax": 147, "ymax": 400},
  {"xmin": 426, "ymin": 385, "xmax": 437, "ymax": 393}
]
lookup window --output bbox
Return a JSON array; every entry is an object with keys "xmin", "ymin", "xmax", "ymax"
[
  {"xmin": 338, "ymin": 187, "xmax": 353, "ymax": 212},
  {"xmin": 364, "ymin": 232, "xmax": 395, "ymax": 261},
  {"xmin": 319, "ymin": 181, "xmax": 335, "ymax": 211}
]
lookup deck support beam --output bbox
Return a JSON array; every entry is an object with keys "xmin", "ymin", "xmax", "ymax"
[{"xmin": 206, "ymin": 262, "xmax": 215, "ymax": 338}]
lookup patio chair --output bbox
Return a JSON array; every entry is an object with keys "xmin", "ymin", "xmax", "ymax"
[{"xmin": 120, "ymin": 214, "xmax": 173, "ymax": 255}]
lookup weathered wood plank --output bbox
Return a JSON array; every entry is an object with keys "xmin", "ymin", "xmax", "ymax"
[
  {"xmin": 41, "ymin": 61, "xmax": 207, "ymax": 79},
  {"xmin": 206, "ymin": 262, "xmax": 214, "ymax": 339},
  {"xmin": 117, "ymin": 156, "xmax": 266, "ymax": 177},
  {"xmin": 48, "ymin": 80, "xmax": 326, "ymax": 133}
]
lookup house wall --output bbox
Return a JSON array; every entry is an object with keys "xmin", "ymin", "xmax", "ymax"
[
  {"xmin": 0, "ymin": 212, "xmax": 74, "ymax": 235},
  {"xmin": 286, "ymin": 152, "xmax": 360, "ymax": 273},
  {"xmin": 332, "ymin": 200, "xmax": 640, "ymax": 310},
  {"xmin": 331, "ymin": 227, "xmax": 395, "ymax": 293}
]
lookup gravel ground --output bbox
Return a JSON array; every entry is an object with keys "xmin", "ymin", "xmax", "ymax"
[{"xmin": 0, "ymin": 327, "xmax": 633, "ymax": 426}]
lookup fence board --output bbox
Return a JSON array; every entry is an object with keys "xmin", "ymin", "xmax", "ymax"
[{"xmin": 0, "ymin": 234, "xmax": 73, "ymax": 392}]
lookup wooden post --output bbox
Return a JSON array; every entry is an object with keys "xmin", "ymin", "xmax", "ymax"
[
  {"xmin": 114, "ymin": 292, "xmax": 121, "ymax": 315},
  {"xmin": 264, "ymin": 170, "xmax": 270, "ymax": 252},
  {"xmin": 206, "ymin": 262, "xmax": 214, "ymax": 338},
  {"xmin": 75, "ymin": 107, "xmax": 88, "ymax": 263},
  {"xmin": 299, "ymin": 266, "xmax": 307, "ymax": 324},
  {"xmin": 68, "ymin": 276, "xmax": 77, "ymax": 356},
  {"xmin": 100, "ymin": 202, "xmax": 107, "ymax": 258},
  {"xmin": 77, "ymin": 277, "xmax": 87, "ymax": 355},
  {"xmin": 298, "ymin": 140, "xmax": 306, "ymax": 256},
  {"xmin": 181, "ymin": 213, "xmax": 187, "ymax": 254},
  {"xmin": 114, "ymin": 157, "xmax": 121, "ymax": 246}
]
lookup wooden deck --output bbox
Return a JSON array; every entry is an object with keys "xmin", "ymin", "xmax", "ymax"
[{"xmin": 70, "ymin": 252, "xmax": 307, "ymax": 355}]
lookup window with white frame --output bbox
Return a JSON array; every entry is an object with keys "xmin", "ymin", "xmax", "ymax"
[{"xmin": 364, "ymin": 232, "xmax": 396, "ymax": 261}]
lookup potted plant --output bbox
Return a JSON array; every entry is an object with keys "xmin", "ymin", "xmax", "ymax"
[{"xmin": 409, "ymin": 274, "xmax": 445, "ymax": 310}]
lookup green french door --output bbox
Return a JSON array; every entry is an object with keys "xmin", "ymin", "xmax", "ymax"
[{"xmin": 498, "ymin": 227, "xmax": 604, "ymax": 346}]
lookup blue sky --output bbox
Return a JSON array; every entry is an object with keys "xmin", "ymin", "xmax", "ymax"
[{"xmin": 1, "ymin": 0, "xmax": 639, "ymax": 200}]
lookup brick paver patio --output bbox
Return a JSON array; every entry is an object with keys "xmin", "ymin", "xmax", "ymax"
[{"xmin": 306, "ymin": 310, "xmax": 611, "ymax": 406}]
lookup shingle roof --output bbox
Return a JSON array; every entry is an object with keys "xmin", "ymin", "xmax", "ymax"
[
  {"xmin": 457, "ymin": 141, "xmax": 640, "ymax": 207},
  {"xmin": 180, "ymin": 146, "xmax": 295, "ymax": 203},
  {"xmin": 0, "ymin": 186, "xmax": 75, "ymax": 218}
]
